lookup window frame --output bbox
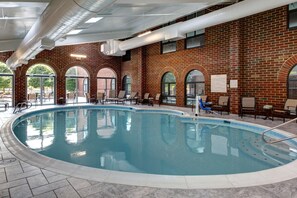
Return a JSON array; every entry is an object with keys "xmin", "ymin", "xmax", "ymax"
[
  {"xmin": 288, "ymin": 3, "xmax": 297, "ymax": 30},
  {"xmin": 288, "ymin": 65, "xmax": 297, "ymax": 99}
]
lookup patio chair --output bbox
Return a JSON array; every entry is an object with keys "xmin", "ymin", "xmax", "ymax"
[
  {"xmin": 27, "ymin": 93, "xmax": 37, "ymax": 104},
  {"xmin": 272, "ymin": 99, "xmax": 297, "ymax": 122},
  {"xmin": 85, "ymin": 93, "xmax": 96, "ymax": 103},
  {"xmin": 97, "ymin": 92, "xmax": 105, "ymax": 104},
  {"xmin": 107, "ymin": 90, "xmax": 126, "ymax": 104},
  {"xmin": 212, "ymin": 96, "xmax": 230, "ymax": 115},
  {"xmin": 126, "ymin": 92, "xmax": 138, "ymax": 104},
  {"xmin": 239, "ymin": 97, "xmax": 256, "ymax": 119},
  {"xmin": 139, "ymin": 93, "xmax": 150, "ymax": 105},
  {"xmin": 67, "ymin": 92, "xmax": 75, "ymax": 104},
  {"xmin": 151, "ymin": 93, "xmax": 161, "ymax": 106}
]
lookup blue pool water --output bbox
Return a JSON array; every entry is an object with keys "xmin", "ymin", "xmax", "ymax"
[{"xmin": 13, "ymin": 107, "xmax": 297, "ymax": 175}]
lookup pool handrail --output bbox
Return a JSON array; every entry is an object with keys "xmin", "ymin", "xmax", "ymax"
[{"xmin": 261, "ymin": 117, "xmax": 297, "ymax": 144}]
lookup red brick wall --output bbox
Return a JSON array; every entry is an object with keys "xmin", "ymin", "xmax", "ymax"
[
  {"xmin": 123, "ymin": 6, "xmax": 297, "ymax": 114},
  {"xmin": 1, "ymin": 43, "xmax": 121, "ymax": 105},
  {"xmin": 242, "ymin": 6, "xmax": 297, "ymax": 110}
]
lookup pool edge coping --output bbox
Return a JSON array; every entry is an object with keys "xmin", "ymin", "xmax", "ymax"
[{"xmin": 2, "ymin": 104, "xmax": 297, "ymax": 189}]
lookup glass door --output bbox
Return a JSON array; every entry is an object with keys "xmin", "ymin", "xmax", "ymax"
[{"xmin": 27, "ymin": 75, "xmax": 55, "ymax": 105}]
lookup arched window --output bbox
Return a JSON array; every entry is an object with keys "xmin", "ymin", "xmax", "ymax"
[
  {"xmin": 161, "ymin": 72, "xmax": 176, "ymax": 104},
  {"xmin": 27, "ymin": 64, "xmax": 55, "ymax": 105},
  {"xmin": 185, "ymin": 70, "xmax": 205, "ymax": 105},
  {"xmin": 122, "ymin": 75, "xmax": 131, "ymax": 97},
  {"xmin": 0, "ymin": 62, "xmax": 13, "ymax": 106},
  {"xmin": 97, "ymin": 68, "xmax": 116, "ymax": 98},
  {"xmin": 65, "ymin": 66, "xmax": 89, "ymax": 104},
  {"xmin": 288, "ymin": 65, "xmax": 297, "ymax": 99}
]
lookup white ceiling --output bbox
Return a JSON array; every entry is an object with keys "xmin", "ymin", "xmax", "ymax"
[{"xmin": 0, "ymin": 0, "xmax": 236, "ymax": 52}]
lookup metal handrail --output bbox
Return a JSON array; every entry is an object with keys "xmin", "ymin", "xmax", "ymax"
[{"xmin": 262, "ymin": 117, "xmax": 297, "ymax": 144}]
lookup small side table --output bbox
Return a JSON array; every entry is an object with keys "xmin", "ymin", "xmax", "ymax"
[{"xmin": 263, "ymin": 105, "xmax": 273, "ymax": 120}]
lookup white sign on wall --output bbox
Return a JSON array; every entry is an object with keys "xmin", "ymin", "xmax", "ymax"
[
  {"xmin": 211, "ymin": 74, "xmax": 227, "ymax": 93},
  {"xmin": 230, "ymin": 80, "xmax": 238, "ymax": 88}
]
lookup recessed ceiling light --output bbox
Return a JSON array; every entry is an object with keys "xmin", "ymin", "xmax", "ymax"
[
  {"xmin": 67, "ymin": 29, "xmax": 83, "ymax": 35},
  {"xmin": 85, "ymin": 17, "xmax": 103, "ymax": 23}
]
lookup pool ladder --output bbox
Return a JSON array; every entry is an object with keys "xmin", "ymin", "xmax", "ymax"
[{"xmin": 261, "ymin": 117, "xmax": 297, "ymax": 144}]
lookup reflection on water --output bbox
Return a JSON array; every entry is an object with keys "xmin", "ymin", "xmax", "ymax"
[{"xmin": 13, "ymin": 108, "xmax": 297, "ymax": 175}]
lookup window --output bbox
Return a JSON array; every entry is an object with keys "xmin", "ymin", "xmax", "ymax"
[
  {"xmin": 161, "ymin": 21, "xmax": 177, "ymax": 54},
  {"xmin": 161, "ymin": 40, "xmax": 177, "ymax": 54},
  {"xmin": 27, "ymin": 64, "xmax": 56, "ymax": 106},
  {"xmin": 185, "ymin": 70, "xmax": 205, "ymax": 105},
  {"xmin": 186, "ymin": 11, "xmax": 205, "ymax": 49},
  {"xmin": 122, "ymin": 50, "xmax": 131, "ymax": 62},
  {"xmin": 0, "ymin": 62, "xmax": 14, "ymax": 106},
  {"xmin": 161, "ymin": 72, "xmax": 176, "ymax": 104},
  {"xmin": 288, "ymin": 65, "xmax": 297, "ymax": 99},
  {"xmin": 289, "ymin": 2, "xmax": 297, "ymax": 29},
  {"xmin": 65, "ymin": 66, "xmax": 89, "ymax": 104},
  {"xmin": 97, "ymin": 68, "xmax": 116, "ymax": 98},
  {"xmin": 122, "ymin": 75, "xmax": 131, "ymax": 96}
]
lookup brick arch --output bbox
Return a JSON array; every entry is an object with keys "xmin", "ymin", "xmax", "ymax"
[
  {"xmin": 25, "ymin": 62, "xmax": 57, "ymax": 76},
  {"xmin": 96, "ymin": 65, "xmax": 118, "ymax": 79},
  {"xmin": 157, "ymin": 67, "xmax": 179, "ymax": 83},
  {"xmin": 63, "ymin": 62, "xmax": 91, "ymax": 78},
  {"xmin": 278, "ymin": 54, "xmax": 297, "ymax": 82},
  {"xmin": 181, "ymin": 64, "xmax": 210, "ymax": 84},
  {"xmin": 16, "ymin": 59, "xmax": 58, "ymax": 78},
  {"xmin": 121, "ymin": 72, "xmax": 132, "ymax": 82}
]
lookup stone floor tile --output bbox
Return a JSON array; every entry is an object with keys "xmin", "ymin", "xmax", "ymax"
[
  {"xmin": 77, "ymin": 183, "xmax": 105, "ymax": 197},
  {"xmin": 0, "ymin": 178, "xmax": 27, "ymax": 191},
  {"xmin": 54, "ymin": 185, "xmax": 80, "ymax": 198},
  {"xmin": 23, "ymin": 165, "xmax": 40, "ymax": 173},
  {"xmin": 9, "ymin": 183, "xmax": 32, "ymax": 198},
  {"xmin": 0, "ymin": 189, "xmax": 9, "ymax": 197},
  {"xmin": 33, "ymin": 191, "xmax": 57, "ymax": 198},
  {"xmin": 67, "ymin": 177, "xmax": 91, "ymax": 190},
  {"xmin": 47, "ymin": 174, "xmax": 68, "ymax": 183},
  {"xmin": 0, "ymin": 172, "xmax": 7, "ymax": 184},
  {"xmin": 7, "ymin": 169, "xmax": 41, "ymax": 181},
  {"xmin": 5, "ymin": 164, "xmax": 23, "ymax": 176},
  {"xmin": 0, "ymin": 168, "xmax": 5, "ymax": 173},
  {"xmin": 28, "ymin": 174, "xmax": 49, "ymax": 189},
  {"xmin": 42, "ymin": 169, "xmax": 58, "ymax": 178},
  {"xmin": 32, "ymin": 180, "xmax": 69, "ymax": 196}
]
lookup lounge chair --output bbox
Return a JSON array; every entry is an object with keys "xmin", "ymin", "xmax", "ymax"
[
  {"xmin": 97, "ymin": 92, "xmax": 105, "ymax": 104},
  {"xmin": 212, "ymin": 96, "xmax": 230, "ymax": 115},
  {"xmin": 126, "ymin": 92, "xmax": 138, "ymax": 104},
  {"xmin": 240, "ymin": 97, "xmax": 256, "ymax": 119},
  {"xmin": 139, "ymin": 93, "xmax": 150, "ymax": 105},
  {"xmin": 107, "ymin": 90, "xmax": 126, "ymax": 104},
  {"xmin": 85, "ymin": 93, "xmax": 96, "ymax": 103},
  {"xmin": 151, "ymin": 93, "xmax": 161, "ymax": 106},
  {"xmin": 272, "ymin": 99, "xmax": 297, "ymax": 122}
]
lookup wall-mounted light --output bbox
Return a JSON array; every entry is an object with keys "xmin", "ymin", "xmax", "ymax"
[
  {"xmin": 70, "ymin": 54, "xmax": 87, "ymax": 60},
  {"xmin": 137, "ymin": 30, "xmax": 151, "ymax": 37}
]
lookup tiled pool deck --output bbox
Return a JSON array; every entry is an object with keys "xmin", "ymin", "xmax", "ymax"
[{"xmin": 0, "ymin": 104, "xmax": 297, "ymax": 198}]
